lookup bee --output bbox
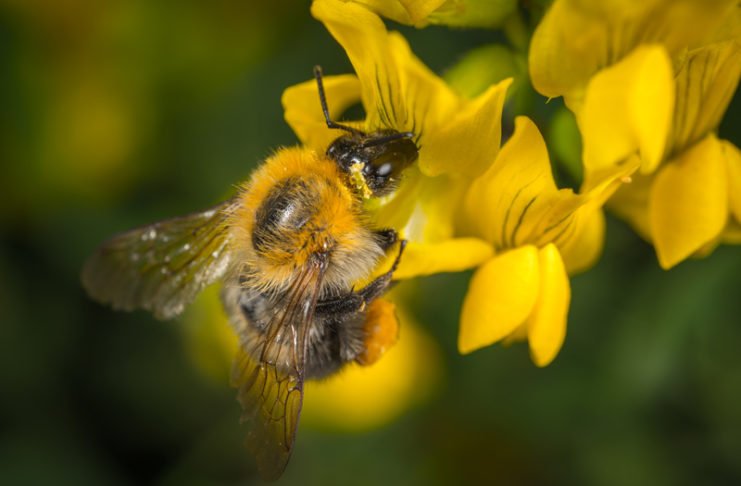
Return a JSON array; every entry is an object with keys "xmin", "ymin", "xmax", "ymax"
[{"xmin": 81, "ymin": 66, "xmax": 418, "ymax": 480}]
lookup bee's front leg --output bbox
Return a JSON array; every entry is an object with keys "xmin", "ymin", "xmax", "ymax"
[
  {"xmin": 315, "ymin": 239, "xmax": 406, "ymax": 316},
  {"xmin": 373, "ymin": 228, "xmax": 398, "ymax": 252},
  {"xmin": 315, "ymin": 240, "xmax": 406, "ymax": 364}
]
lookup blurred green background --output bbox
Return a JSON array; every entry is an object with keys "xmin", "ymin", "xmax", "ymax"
[{"xmin": 1, "ymin": 1, "xmax": 740, "ymax": 485}]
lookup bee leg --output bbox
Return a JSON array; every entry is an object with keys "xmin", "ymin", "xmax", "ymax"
[
  {"xmin": 315, "ymin": 239, "xmax": 406, "ymax": 316},
  {"xmin": 358, "ymin": 238, "xmax": 406, "ymax": 301},
  {"xmin": 317, "ymin": 240, "xmax": 406, "ymax": 364},
  {"xmin": 339, "ymin": 240, "xmax": 405, "ymax": 363},
  {"xmin": 373, "ymin": 228, "xmax": 398, "ymax": 252}
]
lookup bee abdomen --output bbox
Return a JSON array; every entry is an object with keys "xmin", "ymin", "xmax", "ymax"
[{"xmin": 224, "ymin": 282, "xmax": 367, "ymax": 380}]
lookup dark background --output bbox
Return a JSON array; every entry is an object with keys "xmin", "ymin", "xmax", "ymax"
[{"xmin": 1, "ymin": 1, "xmax": 740, "ymax": 485}]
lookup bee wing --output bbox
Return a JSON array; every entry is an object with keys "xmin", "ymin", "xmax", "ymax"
[
  {"xmin": 231, "ymin": 261, "xmax": 326, "ymax": 481},
  {"xmin": 81, "ymin": 199, "xmax": 238, "ymax": 320}
]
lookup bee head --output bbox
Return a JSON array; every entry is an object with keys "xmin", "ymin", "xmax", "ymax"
[
  {"xmin": 326, "ymin": 130, "xmax": 419, "ymax": 197},
  {"xmin": 313, "ymin": 66, "xmax": 419, "ymax": 198}
]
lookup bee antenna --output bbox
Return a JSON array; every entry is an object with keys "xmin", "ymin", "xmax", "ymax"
[
  {"xmin": 313, "ymin": 65, "xmax": 365, "ymax": 137},
  {"xmin": 360, "ymin": 131, "xmax": 415, "ymax": 148}
]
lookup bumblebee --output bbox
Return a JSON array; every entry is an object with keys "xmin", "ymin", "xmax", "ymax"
[{"xmin": 81, "ymin": 66, "xmax": 418, "ymax": 480}]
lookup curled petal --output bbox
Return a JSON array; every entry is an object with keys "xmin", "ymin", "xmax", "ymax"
[
  {"xmin": 650, "ymin": 134, "xmax": 728, "ymax": 269},
  {"xmin": 527, "ymin": 244, "xmax": 570, "ymax": 367},
  {"xmin": 580, "ymin": 45, "xmax": 674, "ymax": 175},
  {"xmin": 282, "ymin": 74, "xmax": 361, "ymax": 150},
  {"xmin": 459, "ymin": 246, "xmax": 539, "ymax": 354},
  {"xmin": 394, "ymin": 238, "xmax": 493, "ymax": 280}
]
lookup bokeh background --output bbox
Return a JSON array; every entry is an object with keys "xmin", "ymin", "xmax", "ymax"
[{"xmin": 1, "ymin": 1, "xmax": 740, "ymax": 485}]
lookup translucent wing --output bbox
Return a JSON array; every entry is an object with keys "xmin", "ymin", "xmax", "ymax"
[
  {"xmin": 81, "ymin": 199, "xmax": 237, "ymax": 320},
  {"xmin": 231, "ymin": 261, "xmax": 326, "ymax": 481}
]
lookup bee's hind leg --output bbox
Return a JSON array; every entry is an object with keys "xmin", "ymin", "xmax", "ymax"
[{"xmin": 354, "ymin": 298, "xmax": 399, "ymax": 366}]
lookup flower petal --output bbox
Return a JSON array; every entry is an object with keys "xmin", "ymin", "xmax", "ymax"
[
  {"xmin": 650, "ymin": 134, "xmax": 729, "ymax": 269},
  {"xmin": 369, "ymin": 168, "xmax": 468, "ymax": 248},
  {"xmin": 604, "ymin": 170, "xmax": 655, "ymax": 242},
  {"xmin": 420, "ymin": 78, "xmax": 511, "ymax": 178},
  {"xmin": 427, "ymin": 0, "xmax": 516, "ymax": 28},
  {"xmin": 459, "ymin": 246, "xmax": 540, "ymax": 354},
  {"xmin": 557, "ymin": 207, "xmax": 605, "ymax": 275},
  {"xmin": 282, "ymin": 74, "xmax": 361, "ymax": 150},
  {"xmin": 534, "ymin": 152, "xmax": 639, "ymax": 259},
  {"xmin": 394, "ymin": 238, "xmax": 493, "ymax": 280},
  {"xmin": 723, "ymin": 140, "xmax": 741, "ymax": 224},
  {"xmin": 385, "ymin": 31, "xmax": 460, "ymax": 139},
  {"xmin": 529, "ymin": 0, "xmax": 609, "ymax": 101},
  {"xmin": 529, "ymin": 0, "xmax": 736, "ymax": 103},
  {"xmin": 670, "ymin": 39, "xmax": 741, "ymax": 156},
  {"xmin": 313, "ymin": 0, "xmax": 459, "ymax": 138},
  {"xmin": 580, "ymin": 45, "xmax": 674, "ymax": 175},
  {"xmin": 351, "ymin": 0, "xmax": 447, "ymax": 26},
  {"xmin": 527, "ymin": 244, "xmax": 570, "ymax": 367},
  {"xmin": 312, "ymin": 0, "xmax": 406, "ymax": 132},
  {"xmin": 460, "ymin": 116, "xmax": 560, "ymax": 248},
  {"xmin": 351, "ymin": 0, "xmax": 517, "ymax": 28}
]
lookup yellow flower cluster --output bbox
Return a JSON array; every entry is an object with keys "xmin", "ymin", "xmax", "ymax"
[
  {"xmin": 530, "ymin": 0, "xmax": 741, "ymax": 269},
  {"xmin": 285, "ymin": 0, "xmax": 640, "ymax": 369}
]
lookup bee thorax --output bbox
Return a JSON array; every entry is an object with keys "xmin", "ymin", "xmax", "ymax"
[{"xmin": 244, "ymin": 167, "xmax": 384, "ymax": 295}]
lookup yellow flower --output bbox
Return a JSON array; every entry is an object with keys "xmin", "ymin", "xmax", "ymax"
[
  {"xmin": 343, "ymin": 0, "xmax": 516, "ymax": 28},
  {"xmin": 284, "ymin": 0, "xmax": 512, "ymax": 279},
  {"xmin": 456, "ymin": 117, "xmax": 636, "ymax": 366},
  {"xmin": 530, "ymin": 0, "xmax": 737, "ymax": 109},
  {"xmin": 283, "ymin": 0, "xmax": 635, "ymax": 367},
  {"xmin": 530, "ymin": 0, "xmax": 741, "ymax": 269}
]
